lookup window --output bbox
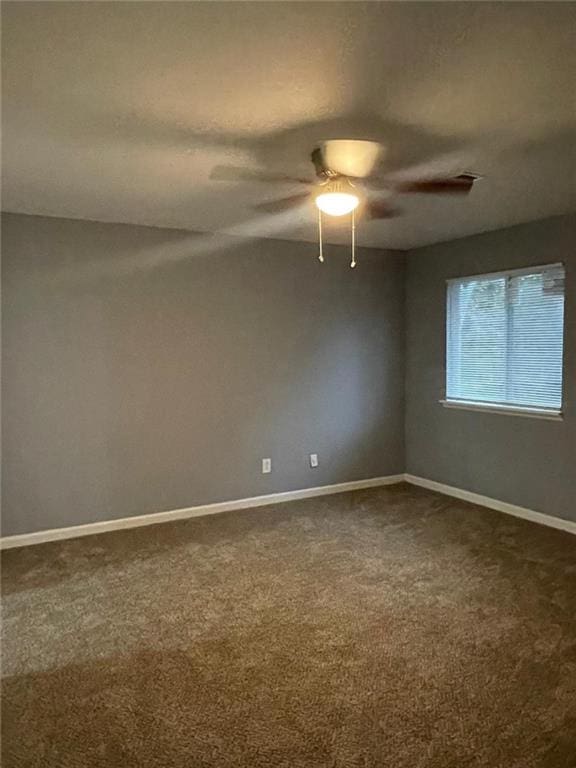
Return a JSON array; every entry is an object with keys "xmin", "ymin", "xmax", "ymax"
[{"xmin": 445, "ymin": 264, "xmax": 565, "ymax": 416}]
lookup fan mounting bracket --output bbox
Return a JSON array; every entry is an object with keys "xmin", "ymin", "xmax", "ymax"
[{"xmin": 311, "ymin": 147, "xmax": 340, "ymax": 181}]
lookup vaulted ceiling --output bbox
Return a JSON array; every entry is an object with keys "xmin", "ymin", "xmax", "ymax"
[{"xmin": 2, "ymin": 2, "xmax": 575, "ymax": 249}]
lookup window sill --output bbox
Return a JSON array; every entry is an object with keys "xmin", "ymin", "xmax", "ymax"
[{"xmin": 439, "ymin": 400, "xmax": 563, "ymax": 421}]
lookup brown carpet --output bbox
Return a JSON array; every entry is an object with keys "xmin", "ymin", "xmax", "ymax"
[{"xmin": 2, "ymin": 483, "xmax": 575, "ymax": 767}]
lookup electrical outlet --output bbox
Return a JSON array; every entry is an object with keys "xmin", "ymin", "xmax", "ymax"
[
  {"xmin": 309, "ymin": 453, "xmax": 319, "ymax": 468},
  {"xmin": 262, "ymin": 458, "xmax": 272, "ymax": 474}
]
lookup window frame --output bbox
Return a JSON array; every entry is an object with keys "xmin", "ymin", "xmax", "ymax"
[{"xmin": 441, "ymin": 262, "xmax": 565, "ymax": 420}]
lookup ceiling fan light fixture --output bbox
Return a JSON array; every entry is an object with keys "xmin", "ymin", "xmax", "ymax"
[{"xmin": 315, "ymin": 179, "xmax": 360, "ymax": 217}]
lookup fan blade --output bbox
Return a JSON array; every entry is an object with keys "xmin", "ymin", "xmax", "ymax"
[
  {"xmin": 252, "ymin": 193, "xmax": 311, "ymax": 213},
  {"xmin": 364, "ymin": 200, "xmax": 402, "ymax": 220},
  {"xmin": 211, "ymin": 165, "xmax": 312, "ymax": 185},
  {"xmin": 396, "ymin": 174, "xmax": 478, "ymax": 195}
]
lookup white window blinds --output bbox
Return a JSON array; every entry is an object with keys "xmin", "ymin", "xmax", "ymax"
[{"xmin": 446, "ymin": 264, "xmax": 565, "ymax": 412}]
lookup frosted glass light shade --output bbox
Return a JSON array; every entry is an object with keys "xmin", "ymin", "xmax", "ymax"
[{"xmin": 315, "ymin": 191, "xmax": 360, "ymax": 216}]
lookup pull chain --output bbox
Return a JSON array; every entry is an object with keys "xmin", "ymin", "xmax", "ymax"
[
  {"xmin": 350, "ymin": 208, "xmax": 356, "ymax": 268},
  {"xmin": 318, "ymin": 208, "xmax": 324, "ymax": 263}
]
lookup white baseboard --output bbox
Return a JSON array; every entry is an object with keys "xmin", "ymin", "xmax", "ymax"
[
  {"xmin": 404, "ymin": 474, "xmax": 576, "ymax": 535},
  {"xmin": 0, "ymin": 474, "xmax": 405, "ymax": 550},
  {"xmin": 3, "ymin": 472, "xmax": 573, "ymax": 549}
]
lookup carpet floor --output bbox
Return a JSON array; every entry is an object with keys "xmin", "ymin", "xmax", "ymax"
[{"xmin": 2, "ymin": 483, "xmax": 575, "ymax": 767}]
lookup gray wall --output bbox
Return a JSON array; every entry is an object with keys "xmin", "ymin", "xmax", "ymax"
[
  {"xmin": 406, "ymin": 214, "xmax": 576, "ymax": 523},
  {"xmin": 1, "ymin": 213, "xmax": 405, "ymax": 536},
  {"xmin": 3, "ymin": 211, "xmax": 574, "ymax": 537}
]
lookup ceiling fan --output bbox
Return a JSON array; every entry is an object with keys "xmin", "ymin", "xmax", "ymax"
[
  {"xmin": 211, "ymin": 139, "xmax": 480, "ymax": 217},
  {"xmin": 211, "ymin": 139, "xmax": 481, "ymax": 266}
]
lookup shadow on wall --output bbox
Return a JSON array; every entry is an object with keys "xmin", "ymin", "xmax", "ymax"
[{"xmin": 50, "ymin": 214, "xmax": 307, "ymax": 285}]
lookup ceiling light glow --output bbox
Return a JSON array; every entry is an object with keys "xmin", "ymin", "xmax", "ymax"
[
  {"xmin": 315, "ymin": 192, "xmax": 360, "ymax": 217},
  {"xmin": 315, "ymin": 178, "xmax": 360, "ymax": 217}
]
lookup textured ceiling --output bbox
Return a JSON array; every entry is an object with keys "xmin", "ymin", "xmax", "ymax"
[{"xmin": 2, "ymin": 2, "xmax": 575, "ymax": 250}]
